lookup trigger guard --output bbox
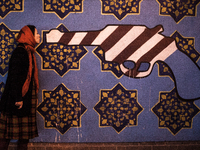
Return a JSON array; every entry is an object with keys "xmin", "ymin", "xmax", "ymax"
[
  {"xmin": 120, "ymin": 61, "xmax": 151, "ymax": 78},
  {"xmin": 122, "ymin": 60, "xmax": 135, "ymax": 70},
  {"xmin": 137, "ymin": 62, "xmax": 150, "ymax": 72}
]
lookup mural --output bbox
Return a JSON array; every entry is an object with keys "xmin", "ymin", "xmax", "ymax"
[
  {"xmin": 0, "ymin": 0, "xmax": 200, "ymax": 143},
  {"xmin": 46, "ymin": 24, "xmax": 200, "ymax": 100}
]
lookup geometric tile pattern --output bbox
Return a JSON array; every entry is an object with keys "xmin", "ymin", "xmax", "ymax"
[
  {"xmin": 94, "ymin": 83, "xmax": 143, "ymax": 133},
  {"xmin": 37, "ymin": 24, "xmax": 88, "ymax": 77},
  {"xmin": 43, "ymin": 0, "xmax": 83, "ymax": 20},
  {"xmin": 100, "ymin": 0, "xmax": 143, "ymax": 20},
  {"xmin": 152, "ymin": 88, "xmax": 200, "ymax": 135},
  {"xmin": 157, "ymin": 61, "xmax": 175, "ymax": 81},
  {"xmin": 171, "ymin": 31, "xmax": 200, "ymax": 63},
  {"xmin": 0, "ymin": 23, "xmax": 18, "ymax": 76},
  {"xmin": 157, "ymin": 0, "xmax": 200, "ymax": 23},
  {"xmin": 0, "ymin": 0, "xmax": 23, "ymax": 19},
  {"xmin": 37, "ymin": 84, "xmax": 87, "ymax": 134},
  {"xmin": 93, "ymin": 46, "xmax": 123, "ymax": 79}
]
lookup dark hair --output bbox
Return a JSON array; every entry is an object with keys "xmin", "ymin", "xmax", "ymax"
[{"xmin": 27, "ymin": 25, "xmax": 36, "ymax": 35}]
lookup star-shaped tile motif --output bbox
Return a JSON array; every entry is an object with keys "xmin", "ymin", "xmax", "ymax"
[
  {"xmin": 93, "ymin": 46, "xmax": 123, "ymax": 79},
  {"xmin": 37, "ymin": 84, "xmax": 87, "ymax": 134},
  {"xmin": 0, "ymin": 0, "xmax": 23, "ymax": 19},
  {"xmin": 100, "ymin": 0, "xmax": 143, "ymax": 20},
  {"xmin": 94, "ymin": 83, "xmax": 143, "ymax": 133},
  {"xmin": 152, "ymin": 88, "xmax": 200, "ymax": 135},
  {"xmin": 36, "ymin": 24, "xmax": 88, "ymax": 77},
  {"xmin": 43, "ymin": 0, "xmax": 83, "ymax": 20},
  {"xmin": 171, "ymin": 31, "xmax": 200, "ymax": 63},
  {"xmin": 0, "ymin": 23, "xmax": 18, "ymax": 76},
  {"xmin": 157, "ymin": 0, "xmax": 200, "ymax": 23},
  {"xmin": 157, "ymin": 61, "xmax": 174, "ymax": 81}
]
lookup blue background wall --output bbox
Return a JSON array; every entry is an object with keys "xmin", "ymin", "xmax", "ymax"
[{"xmin": 0, "ymin": 0, "xmax": 200, "ymax": 143}]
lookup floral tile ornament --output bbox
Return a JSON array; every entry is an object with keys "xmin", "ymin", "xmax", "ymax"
[
  {"xmin": 171, "ymin": 31, "xmax": 200, "ymax": 63},
  {"xmin": 43, "ymin": 0, "xmax": 84, "ymax": 20},
  {"xmin": 0, "ymin": 0, "xmax": 23, "ymax": 19},
  {"xmin": 152, "ymin": 88, "xmax": 200, "ymax": 135},
  {"xmin": 100, "ymin": 0, "xmax": 143, "ymax": 20},
  {"xmin": 93, "ymin": 46, "xmax": 124, "ymax": 79},
  {"xmin": 94, "ymin": 83, "xmax": 143, "ymax": 133},
  {"xmin": 157, "ymin": 61, "xmax": 175, "ymax": 81},
  {"xmin": 36, "ymin": 24, "xmax": 88, "ymax": 77},
  {"xmin": 157, "ymin": 0, "xmax": 200, "ymax": 23},
  {"xmin": 37, "ymin": 83, "xmax": 87, "ymax": 134},
  {"xmin": 0, "ymin": 23, "xmax": 18, "ymax": 77}
]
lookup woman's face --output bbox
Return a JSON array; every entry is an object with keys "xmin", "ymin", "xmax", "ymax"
[{"xmin": 34, "ymin": 28, "xmax": 40, "ymax": 44}]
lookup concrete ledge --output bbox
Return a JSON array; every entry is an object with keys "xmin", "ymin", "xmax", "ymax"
[{"xmin": 8, "ymin": 141, "xmax": 200, "ymax": 150}]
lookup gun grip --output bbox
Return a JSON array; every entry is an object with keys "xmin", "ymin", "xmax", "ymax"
[{"xmin": 165, "ymin": 50, "xmax": 200, "ymax": 100}]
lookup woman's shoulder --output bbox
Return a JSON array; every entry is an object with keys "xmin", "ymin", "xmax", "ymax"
[
  {"xmin": 14, "ymin": 44, "xmax": 26, "ymax": 51},
  {"xmin": 12, "ymin": 44, "xmax": 27, "ymax": 56},
  {"xmin": 10, "ymin": 44, "xmax": 29, "ymax": 62}
]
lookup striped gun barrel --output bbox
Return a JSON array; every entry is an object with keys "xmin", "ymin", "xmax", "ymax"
[
  {"xmin": 46, "ymin": 25, "xmax": 200, "ymax": 100},
  {"xmin": 47, "ymin": 25, "xmax": 177, "ymax": 78}
]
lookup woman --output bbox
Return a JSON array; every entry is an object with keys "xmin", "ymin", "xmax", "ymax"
[{"xmin": 0, "ymin": 25, "xmax": 40, "ymax": 150}]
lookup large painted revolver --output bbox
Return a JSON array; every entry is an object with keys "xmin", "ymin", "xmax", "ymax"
[{"xmin": 46, "ymin": 25, "xmax": 200, "ymax": 100}]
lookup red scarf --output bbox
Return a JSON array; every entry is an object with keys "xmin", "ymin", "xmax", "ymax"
[{"xmin": 16, "ymin": 26, "xmax": 39, "ymax": 97}]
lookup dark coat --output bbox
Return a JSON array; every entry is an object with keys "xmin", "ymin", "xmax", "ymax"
[{"xmin": 0, "ymin": 44, "xmax": 33, "ymax": 117}]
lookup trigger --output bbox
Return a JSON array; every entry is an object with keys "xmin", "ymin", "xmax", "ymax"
[{"xmin": 138, "ymin": 62, "xmax": 150, "ymax": 72}]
